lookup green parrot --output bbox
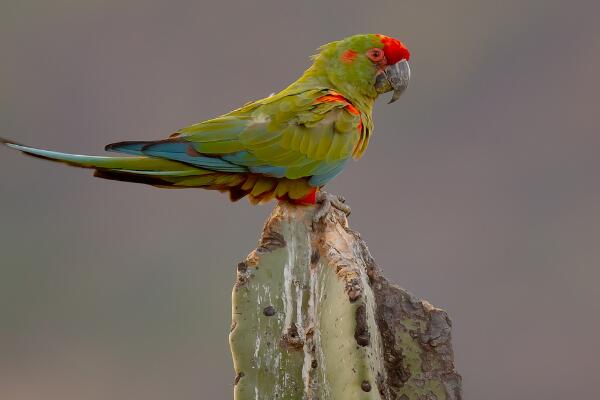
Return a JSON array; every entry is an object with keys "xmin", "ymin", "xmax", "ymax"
[{"xmin": 1, "ymin": 33, "xmax": 410, "ymax": 213}]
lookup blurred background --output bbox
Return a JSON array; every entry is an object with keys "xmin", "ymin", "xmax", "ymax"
[{"xmin": 1, "ymin": 0, "xmax": 599, "ymax": 398}]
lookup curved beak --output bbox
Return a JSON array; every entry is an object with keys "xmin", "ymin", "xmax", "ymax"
[{"xmin": 374, "ymin": 59, "xmax": 411, "ymax": 104}]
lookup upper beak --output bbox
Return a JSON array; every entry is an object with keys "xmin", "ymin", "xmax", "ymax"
[{"xmin": 374, "ymin": 59, "xmax": 411, "ymax": 103}]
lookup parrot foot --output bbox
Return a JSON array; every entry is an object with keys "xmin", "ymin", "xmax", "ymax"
[{"xmin": 313, "ymin": 191, "xmax": 351, "ymax": 223}]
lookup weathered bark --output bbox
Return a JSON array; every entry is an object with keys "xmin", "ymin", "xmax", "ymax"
[{"xmin": 229, "ymin": 202, "xmax": 462, "ymax": 400}]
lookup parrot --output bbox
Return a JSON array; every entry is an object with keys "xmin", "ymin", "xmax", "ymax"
[{"xmin": 1, "ymin": 33, "xmax": 410, "ymax": 218}]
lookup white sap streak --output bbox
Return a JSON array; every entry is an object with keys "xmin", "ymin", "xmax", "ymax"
[
  {"xmin": 302, "ymin": 266, "xmax": 319, "ymax": 396},
  {"xmin": 302, "ymin": 351, "xmax": 311, "ymax": 396},
  {"xmin": 254, "ymin": 334, "xmax": 261, "ymax": 365},
  {"xmin": 282, "ymin": 210, "xmax": 317, "ymax": 397},
  {"xmin": 254, "ymin": 283, "xmax": 267, "ymax": 369},
  {"xmin": 316, "ymin": 264, "xmax": 332, "ymax": 399},
  {"xmin": 264, "ymin": 285, "xmax": 272, "ymax": 306},
  {"xmin": 295, "ymin": 272, "xmax": 305, "ymax": 344},
  {"xmin": 283, "ymin": 224, "xmax": 295, "ymax": 331}
]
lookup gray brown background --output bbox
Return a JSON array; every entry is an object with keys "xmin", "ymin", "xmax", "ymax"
[{"xmin": 1, "ymin": 1, "xmax": 599, "ymax": 398}]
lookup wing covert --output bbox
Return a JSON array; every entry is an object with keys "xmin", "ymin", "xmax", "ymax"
[{"xmin": 106, "ymin": 89, "xmax": 365, "ymax": 185}]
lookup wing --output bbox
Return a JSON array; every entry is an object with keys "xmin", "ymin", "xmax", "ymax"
[{"xmin": 106, "ymin": 89, "xmax": 366, "ymax": 186}]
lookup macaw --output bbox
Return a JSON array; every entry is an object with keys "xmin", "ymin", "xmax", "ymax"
[{"xmin": 1, "ymin": 33, "xmax": 410, "ymax": 216}]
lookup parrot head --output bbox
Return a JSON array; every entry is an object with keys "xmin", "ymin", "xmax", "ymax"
[{"xmin": 311, "ymin": 33, "xmax": 411, "ymax": 104}]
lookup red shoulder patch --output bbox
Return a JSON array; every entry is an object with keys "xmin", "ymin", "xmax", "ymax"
[
  {"xmin": 316, "ymin": 92, "xmax": 360, "ymax": 116},
  {"xmin": 345, "ymin": 103, "xmax": 359, "ymax": 115},
  {"xmin": 316, "ymin": 92, "xmax": 362, "ymax": 133},
  {"xmin": 316, "ymin": 93, "xmax": 349, "ymax": 105}
]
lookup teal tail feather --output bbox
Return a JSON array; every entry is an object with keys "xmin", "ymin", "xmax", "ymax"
[{"xmin": 0, "ymin": 137, "xmax": 210, "ymax": 188}]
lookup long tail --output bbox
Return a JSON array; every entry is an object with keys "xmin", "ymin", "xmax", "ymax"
[
  {"xmin": 1, "ymin": 136, "xmax": 209, "ymax": 185},
  {"xmin": 0, "ymin": 138, "xmax": 315, "ymax": 204}
]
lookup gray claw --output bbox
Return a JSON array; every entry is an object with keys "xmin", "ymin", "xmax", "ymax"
[{"xmin": 313, "ymin": 191, "xmax": 351, "ymax": 223}]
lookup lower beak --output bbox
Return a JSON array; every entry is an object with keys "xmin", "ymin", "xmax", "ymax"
[{"xmin": 374, "ymin": 59, "xmax": 411, "ymax": 103}]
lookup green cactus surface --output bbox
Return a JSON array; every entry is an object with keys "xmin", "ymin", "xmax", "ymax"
[{"xmin": 229, "ymin": 202, "xmax": 461, "ymax": 400}]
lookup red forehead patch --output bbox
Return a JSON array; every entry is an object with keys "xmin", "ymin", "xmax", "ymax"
[{"xmin": 376, "ymin": 34, "xmax": 410, "ymax": 64}]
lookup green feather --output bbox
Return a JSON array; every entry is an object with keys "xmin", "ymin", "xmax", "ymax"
[{"xmin": 3, "ymin": 34, "xmax": 393, "ymax": 196}]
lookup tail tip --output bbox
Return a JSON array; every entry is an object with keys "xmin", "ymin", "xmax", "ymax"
[{"xmin": 0, "ymin": 137, "xmax": 25, "ymax": 149}]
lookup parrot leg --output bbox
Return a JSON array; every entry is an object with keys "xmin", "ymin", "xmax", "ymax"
[{"xmin": 313, "ymin": 191, "xmax": 351, "ymax": 223}]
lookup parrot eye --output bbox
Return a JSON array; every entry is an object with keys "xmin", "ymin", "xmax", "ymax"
[{"xmin": 367, "ymin": 48, "xmax": 385, "ymax": 63}]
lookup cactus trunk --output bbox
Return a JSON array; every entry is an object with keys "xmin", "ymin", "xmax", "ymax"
[{"xmin": 229, "ymin": 202, "xmax": 462, "ymax": 399}]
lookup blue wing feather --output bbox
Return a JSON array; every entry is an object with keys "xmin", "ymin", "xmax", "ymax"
[{"xmin": 308, "ymin": 160, "xmax": 348, "ymax": 186}]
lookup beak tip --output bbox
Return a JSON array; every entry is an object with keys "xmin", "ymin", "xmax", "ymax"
[
  {"xmin": 382, "ymin": 59, "xmax": 410, "ymax": 104},
  {"xmin": 387, "ymin": 88, "xmax": 405, "ymax": 104}
]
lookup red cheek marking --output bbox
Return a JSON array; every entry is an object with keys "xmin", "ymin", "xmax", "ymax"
[
  {"xmin": 376, "ymin": 34, "xmax": 410, "ymax": 64},
  {"xmin": 341, "ymin": 49, "xmax": 358, "ymax": 63}
]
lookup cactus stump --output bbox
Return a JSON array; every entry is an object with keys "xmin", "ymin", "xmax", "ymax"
[{"xmin": 229, "ymin": 201, "xmax": 462, "ymax": 399}]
